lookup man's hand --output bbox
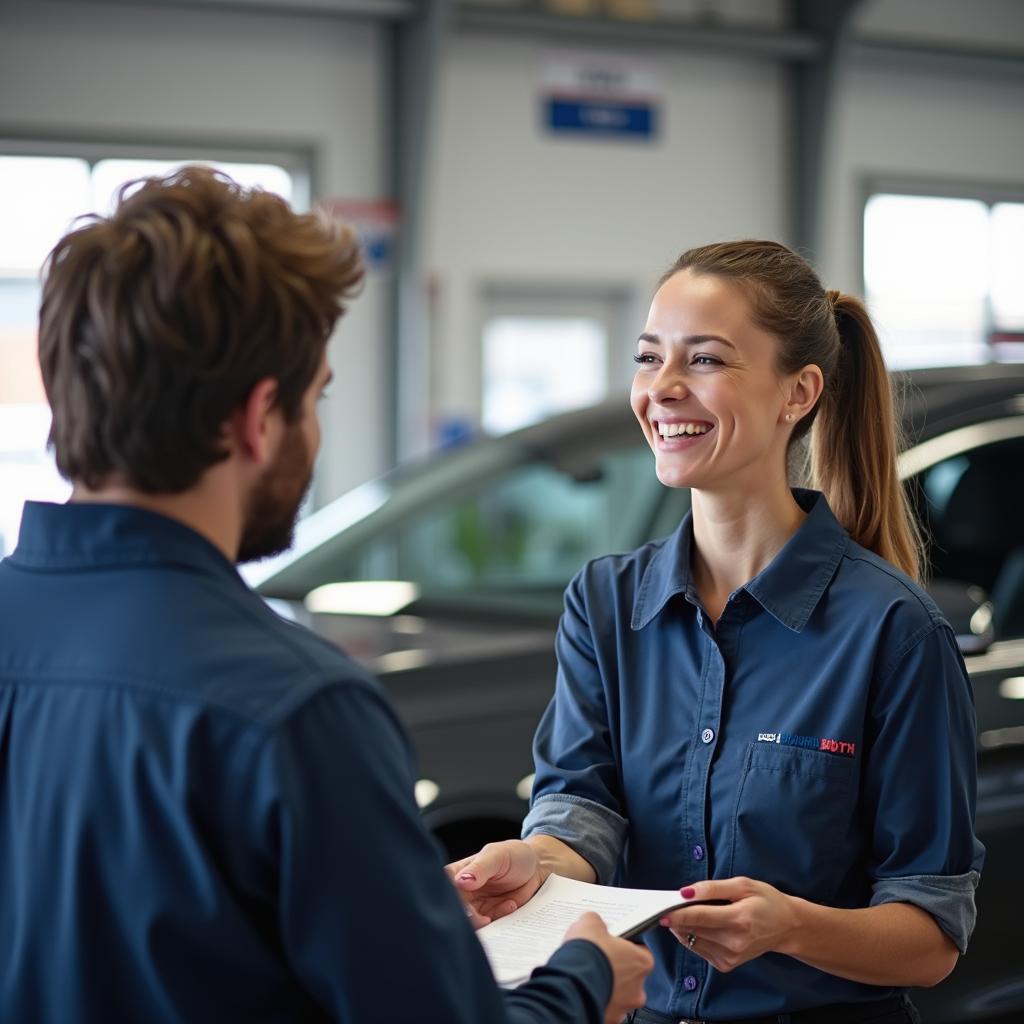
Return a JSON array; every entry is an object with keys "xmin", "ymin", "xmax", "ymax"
[
  {"xmin": 447, "ymin": 840, "xmax": 545, "ymax": 929},
  {"xmin": 564, "ymin": 912, "xmax": 654, "ymax": 1024}
]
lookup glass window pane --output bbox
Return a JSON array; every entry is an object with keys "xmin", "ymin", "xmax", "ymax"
[
  {"xmin": 0, "ymin": 156, "xmax": 91, "ymax": 275},
  {"xmin": 0, "ymin": 280, "xmax": 44, "ymax": 404},
  {"xmin": 864, "ymin": 194, "xmax": 990, "ymax": 368},
  {"xmin": 991, "ymin": 202, "xmax": 1024, "ymax": 331},
  {"xmin": 92, "ymin": 159, "xmax": 294, "ymax": 213},
  {"xmin": 329, "ymin": 442, "xmax": 668, "ymax": 610},
  {"xmin": 913, "ymin": 437, "xmax": 1024, "ymax": 639},
  {"xmin": 482, "ymin": 316, "xmax": 607, "ymax": 435},
  {"xmin": 0, "ymin": 406, "xmax": 71, "ymax": 556}
]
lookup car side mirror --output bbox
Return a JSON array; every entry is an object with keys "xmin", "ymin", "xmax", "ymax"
[{"xmin": 926, "ymin": 578, "xmax": 995, "ymax": 656}]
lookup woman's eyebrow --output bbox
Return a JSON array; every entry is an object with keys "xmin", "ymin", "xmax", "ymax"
[{"xmin": 638, "ymin": 332, "xmax": 735, "ymax": 350}]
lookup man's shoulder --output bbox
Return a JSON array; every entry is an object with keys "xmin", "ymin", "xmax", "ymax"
[
  {"xmin": 0, "ymin": 552, "xmax": 382, "ymax": 735},
  {"xmin": 178, "ymin": 582, "xmax": 383, "ymax": 731}
]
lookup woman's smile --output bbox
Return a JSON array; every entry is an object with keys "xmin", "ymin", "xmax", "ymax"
[{"xmin": 651, "ymin": 418, "xmax": 716, "ymax": 451}]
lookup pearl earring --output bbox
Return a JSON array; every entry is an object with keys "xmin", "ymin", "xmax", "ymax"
[{"xmin": 785, "ymin": 414, "xmax": 794, "ymax": 422}]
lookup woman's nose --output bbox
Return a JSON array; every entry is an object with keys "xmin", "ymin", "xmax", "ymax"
[{"xmin": 648, "ymin": 365, "xmax": 689, "ymax": 404}]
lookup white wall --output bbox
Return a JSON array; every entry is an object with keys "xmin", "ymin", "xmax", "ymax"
[
  {"xmin": 0, "ymin": 0, "xmax": 389, "ymax": 504},
  {"xmin": 425, "ymin": 31, "xmax": 789, "ymax": 426}
]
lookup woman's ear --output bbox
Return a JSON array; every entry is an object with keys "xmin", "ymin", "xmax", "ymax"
[{"xmin": 781, "ymin": 364, "xmax": 824, "ymax": 424}]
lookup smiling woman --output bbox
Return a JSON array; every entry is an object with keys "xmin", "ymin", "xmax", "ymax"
[
  {"xmin": 643, "ymin": 240, "xmax": 923, "ymax": 583},
  {"xmin": 451, "ymin": 239, "xmax": 983, "ymax": 1024}
]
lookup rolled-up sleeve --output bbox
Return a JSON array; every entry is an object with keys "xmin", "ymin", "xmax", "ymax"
[
  {"xmin": 864, "ymin": 623, "xmax": 985, "ymax": 952},
  {"xmin": 523, "ymin": 568, "xmax": 628, "ymax": 884}
]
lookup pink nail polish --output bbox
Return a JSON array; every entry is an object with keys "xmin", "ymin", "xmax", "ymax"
[
  {"xmin": 458, "ymin": 872, "xmax": 476, "ymax": 882},
  {"xmin": 681, "ymin": 886, "xmax": 696, "ymax": 899}
]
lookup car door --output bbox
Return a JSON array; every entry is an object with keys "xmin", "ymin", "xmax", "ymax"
[{"xmin": 905, "ymin": 422, "xmax": 1024, "ymax": 1024}]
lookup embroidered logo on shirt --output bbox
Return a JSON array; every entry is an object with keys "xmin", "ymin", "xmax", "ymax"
[{"xmin": 757, "ymin": 731, "xmax": 856, "ymax": 757}]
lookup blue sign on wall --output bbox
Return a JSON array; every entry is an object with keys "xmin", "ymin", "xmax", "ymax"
[{"xmin": 545, "ymin": 97, "xmax": 656, "ymax": 139}]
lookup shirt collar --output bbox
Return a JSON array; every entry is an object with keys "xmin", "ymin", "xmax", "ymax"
[
  {"xmin": 7, "ymin": 500, "xmax": 244, "ymax": 586},
  {"xmin": 631, "ymin": 488, "xmax": 849, "ymax": 633}
]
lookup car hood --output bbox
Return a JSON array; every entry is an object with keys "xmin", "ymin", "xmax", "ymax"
[{"xmin": 266, "ymin": 598, "xmax": 555, "ymax": 677}]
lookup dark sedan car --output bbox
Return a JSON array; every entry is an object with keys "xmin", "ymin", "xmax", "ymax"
[{"xmin": 245, "ymin": 363, "xmax": 1024, "ymax": 1024}]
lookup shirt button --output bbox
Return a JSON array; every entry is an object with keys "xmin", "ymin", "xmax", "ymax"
[
  {"xmin": 701, "ymin": 728, "xmax": 715, "ymax": 744},
  {"xmin": 692, "ymin": 844, "xmax": 704, "ymax": 861},
  {"xmin": 683, "ymin": 974, "xmax": 698, "ymax": 991}
]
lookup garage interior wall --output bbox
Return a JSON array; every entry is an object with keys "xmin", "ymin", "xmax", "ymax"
[
  {"xmin": 823, "ymin": 0, "xmax": 1024, "ymax": 292},
  {"xmin": 2, "ymin": 0, "xmax": 1023, "ymax": 505},
  {"xmin": 423, "ymin": 30, "xmax": 789, "ymax": 429},
  {"xmin": 426, "ymin": 0, "xmax": 1024, "ymax": 432}
]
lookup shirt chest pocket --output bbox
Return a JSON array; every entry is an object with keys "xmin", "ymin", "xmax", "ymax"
[{"xmin": 727, "ymin": 742, "xmax": 859, "ymax": 899}]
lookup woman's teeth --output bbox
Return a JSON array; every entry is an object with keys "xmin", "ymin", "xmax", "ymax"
[{"xmin": 658, "ymin": 422, "xmax": 711, "ymax": 437}]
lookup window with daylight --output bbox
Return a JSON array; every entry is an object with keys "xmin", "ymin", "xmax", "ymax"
[
  {"xmin": 863, "ymin": 190, "xmax": 1024, "ymax": 369},
  {"xmin": 481, "ymin": 315, "xmax": 608, "ymax": 436},
  {"xmin": 0, "ymin": 152, "xmax": 297, "ymax": 555}
]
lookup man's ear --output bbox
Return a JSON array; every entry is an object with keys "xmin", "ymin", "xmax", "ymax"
[
  {"xmin": 229, "ymin": 378, "xmax": 282, "ymax": 467},
  {"xmin": 781, "ymin": 364, "xmax": 824, "ymax": 424}
]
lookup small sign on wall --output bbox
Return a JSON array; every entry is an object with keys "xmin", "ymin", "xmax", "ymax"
[
  {"xmin": 542, "ymin": 53, "xmax": 659, "ymax": 141},
  {"xmin": 317, "ymin": 199, "xmax": 398, "ymax": 272}
]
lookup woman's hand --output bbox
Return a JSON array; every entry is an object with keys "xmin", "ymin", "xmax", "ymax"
[
  {"xmin": 447, "ymin": 840, "xmax": 546, "ymax": 929},
  {"xmin": 660, "ymin": 877, "xmax": 800, "ymax": 973}
]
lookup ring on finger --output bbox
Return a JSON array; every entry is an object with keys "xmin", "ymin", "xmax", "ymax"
[{"xmin": 685, "ymin": 932, "xmax": 697, "ymax": 949}]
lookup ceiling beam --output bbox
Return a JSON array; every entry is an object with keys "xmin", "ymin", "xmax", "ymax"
[
  {"xmin": 854, "ymin": 37, "xmax": 1024, "ymax": 81},
  {"xmin": 455, "ymin": 7, "xmax": 820, "ymax": 61},
  {"xmin": 786, "ymin": 0, "xmax": 864, "ymax": 260},
  {"xmin": 86, "ymin": 0, "xmax": 1024, "ymax": 77},
  {"xmin": 113, "ymin": 0, "xmax": 416, "ymax": 19}
]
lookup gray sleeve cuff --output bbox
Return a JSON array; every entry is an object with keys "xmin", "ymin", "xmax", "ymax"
[
  {"xmin": 521, "ymin": 793, "xmax": 628, "ymax": 885},
  {"xmin": 870, "ymin": 870, "xmax": 981, "ymax": 953}
]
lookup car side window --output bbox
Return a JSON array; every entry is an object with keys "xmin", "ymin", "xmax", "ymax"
[
  {"xmin": 334, "ymin": 443, "xmax": 672, "ymax": 597},
  {"xmin": 913, "ymin": 435, "xmax": 1024, "ymax": 640}
]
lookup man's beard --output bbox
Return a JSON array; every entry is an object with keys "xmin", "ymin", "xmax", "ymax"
[{"xmin": 236, "ymin": 421, "xmax": 314, "ymax": 564}]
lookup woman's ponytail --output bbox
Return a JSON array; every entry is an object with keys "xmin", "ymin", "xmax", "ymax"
[{"xmin": 810, "ymin": 293, "xmax": 924, "ymax": 582}]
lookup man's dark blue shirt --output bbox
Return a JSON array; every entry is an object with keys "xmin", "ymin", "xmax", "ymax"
[{"xmin": 0, "ymin": 501, "xmax": 611, "ymax": 1023}]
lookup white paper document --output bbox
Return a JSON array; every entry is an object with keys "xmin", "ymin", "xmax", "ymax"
[{"xmin": 476, "ymin": 873, "xmax": 719, "ymax": 987}]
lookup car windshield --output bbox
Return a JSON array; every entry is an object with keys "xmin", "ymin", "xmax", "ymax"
[{"xmin": 325, "ymin": 439, "xmax": 687, "ymax": 615}]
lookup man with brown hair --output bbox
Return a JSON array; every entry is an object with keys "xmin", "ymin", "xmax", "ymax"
[{"xmin": 0, "ymin": 167, "xmax": 652, "ymax": 1023}]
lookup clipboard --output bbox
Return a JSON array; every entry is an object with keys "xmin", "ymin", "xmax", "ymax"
[{"xmin": 621, "ymin": 898, "xmax": 731, "ymax": 941}]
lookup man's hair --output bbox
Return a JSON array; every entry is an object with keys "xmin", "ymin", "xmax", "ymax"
[{"xmin": 39, "ymin": 165, "xmax": 363, "ymax": 493}]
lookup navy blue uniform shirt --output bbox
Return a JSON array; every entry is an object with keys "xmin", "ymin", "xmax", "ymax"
[
  {"xmin": 0, "ymin": 501, "xmax": 611, "ymax": 1024},
  {"xmin": 523, "ymin": 489, "xmax": 984, "ymax": 1020}
]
